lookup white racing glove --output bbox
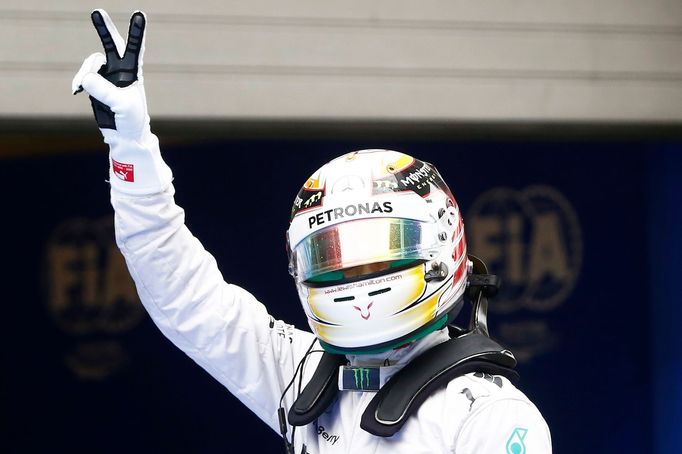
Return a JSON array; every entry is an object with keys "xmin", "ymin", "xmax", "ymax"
[{"xmin": 72, "ymin": 9, "xmax": 172, "ymax": 195}]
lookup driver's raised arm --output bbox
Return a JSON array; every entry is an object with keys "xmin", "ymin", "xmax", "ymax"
[{"xmin": 71, "ymin": 10, "xmax": 316, "ymax": 433}]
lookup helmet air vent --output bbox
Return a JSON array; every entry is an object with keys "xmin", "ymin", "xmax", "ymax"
[
  {"xmin": 333, "ymin": 296, "xmax": 355, "ymax": 302},
  {"xmin": 368, "ymin": 287, "xmax": 391, "ymax": 297}
]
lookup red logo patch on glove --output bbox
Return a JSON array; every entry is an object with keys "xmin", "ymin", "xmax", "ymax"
[{"xmin": 112, "ymin": 159, "xmax": 134, "ymax": 182}]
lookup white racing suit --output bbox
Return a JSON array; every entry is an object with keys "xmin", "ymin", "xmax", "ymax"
[
  {"xmin": 108, "ymin": 138, "xmax": 552, "ymax": 454},
  {"xmin": 71, "ymin": 16, "xmax": 551, "ymax": 447}
]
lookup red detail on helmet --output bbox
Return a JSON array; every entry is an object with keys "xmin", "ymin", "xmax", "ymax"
[
  {"xmin": 353, "ymin": 302, "xmax": 374, "ymax": 320},
  {"xmin": 453, "ymin": 230, "xmax": 468, "ymax": 285},
  {"xmin": 453, "ymin": 234, "xmax": 466, "ymax": 259},
  {"xmin": 453, "ymin": 256, "xmax": 468, "ymax": 283}
]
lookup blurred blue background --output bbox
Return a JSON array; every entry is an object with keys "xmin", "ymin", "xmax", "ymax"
[{"xmin": 1, "ymin": 129, "xmax": 680, "ymax": 453}]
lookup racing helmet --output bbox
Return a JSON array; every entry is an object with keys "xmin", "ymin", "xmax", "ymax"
[{"xmin": 287, "ymin": 150, "xmax": 469, "ymax": 354}]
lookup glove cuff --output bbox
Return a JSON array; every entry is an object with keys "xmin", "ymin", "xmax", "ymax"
[{"xmin": 104, "ymin": 128, "xmax": 173, "ymax": 195}]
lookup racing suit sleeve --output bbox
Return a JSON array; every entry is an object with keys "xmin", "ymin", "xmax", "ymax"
[
  {"xmin": 72, "ymin": 9, "xmax": 317, "ymax": 434},
  {"xmin": 454, "ymin": 398, "xmax": 552, "ymax": 453},
  {"xmin": 112, "ymin": 182, "xmax": 317, "ymax": 433}
]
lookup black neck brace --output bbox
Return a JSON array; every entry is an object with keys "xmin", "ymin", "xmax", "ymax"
[{"xmin": 288, "ymin": 327, "xmax": 517, "ymax": 437}]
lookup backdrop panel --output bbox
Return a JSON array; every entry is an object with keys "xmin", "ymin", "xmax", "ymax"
[{"xmin": 1, "ymin": 137, "xmax": 673, "ymax": 453}]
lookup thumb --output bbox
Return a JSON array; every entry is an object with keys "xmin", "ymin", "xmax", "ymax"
[
  {"xmin": 81, "ymin": 71, "xmax": 119, "ymax": 107},
  {"xmin": 71, "ymin": 52, "xmax": 106, "ymax": 94}
]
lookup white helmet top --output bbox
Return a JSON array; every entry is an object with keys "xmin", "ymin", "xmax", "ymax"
[{"xmin": 287, "ymin": 150, "xmax": 469, "ymax": 354}]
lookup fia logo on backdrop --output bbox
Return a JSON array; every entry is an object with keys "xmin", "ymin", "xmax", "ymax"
[
  {"xmin": 45, "ymin": 217, "xmax": 143, "ymax": 379},
  {"xmin": 467, "ymin": 186, "xmax": 582, "ymax": 362}
]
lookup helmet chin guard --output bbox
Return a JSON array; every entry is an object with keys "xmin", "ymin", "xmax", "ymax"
[{"xmin": 287, "ymin": 150, "xmax": 469, "ymax": 353}]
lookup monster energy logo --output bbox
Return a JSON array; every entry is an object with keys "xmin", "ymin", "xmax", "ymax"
[
  {"xmin": 353, "ymin": 368, "xmax": 371, "ymax": 389},
  {"xmin": 341, "ymin": 366, "xmax": 380, "ymax": 391}
]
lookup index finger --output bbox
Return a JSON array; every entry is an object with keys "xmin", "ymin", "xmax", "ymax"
[
  {"xmin": 123, "ymin": 11, "xmax": 146, "ymax": 62},
  {"xmin": 91, "ymin": 10, "xmax": 125, "ymax": 60}
]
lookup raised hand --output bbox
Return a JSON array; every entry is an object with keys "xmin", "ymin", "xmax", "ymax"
[
  {"xmin": 72, "ymin": 10, "xmax": 149, "ymax": 138},
  {"xmin": 91, "ymin": 10, "xmax": 145, "ymax": 89},
  {"xmin": 72, "ymin": 10, "xmax": 171, "ymax": 194}
]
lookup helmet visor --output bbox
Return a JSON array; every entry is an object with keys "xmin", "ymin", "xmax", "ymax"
[{"xmin": 289, "ymin": 217, "xmax": 441, "ymax": 283}]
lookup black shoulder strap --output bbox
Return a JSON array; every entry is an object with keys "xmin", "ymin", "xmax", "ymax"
[
  {"xmin": 287, "ymin": 352, "xmax": 346, "ymax": 426},
  {"xmin": 287, "ymin": 331, "xmax": 517, "ymax": 436},
  {"xmin": 360, "ymin": 332, "xmax": 517, "ymax": 437}
]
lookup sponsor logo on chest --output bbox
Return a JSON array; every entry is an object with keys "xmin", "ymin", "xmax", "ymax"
[{"xmin": 316, "ymin": 424, "xmax": 340, "ymax": 446}]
